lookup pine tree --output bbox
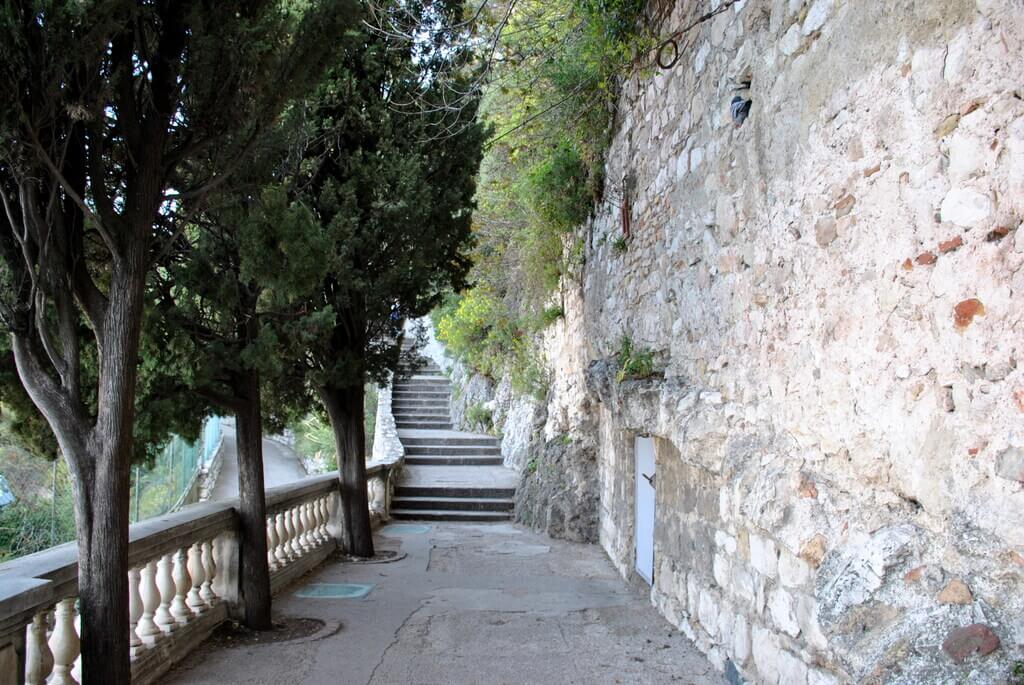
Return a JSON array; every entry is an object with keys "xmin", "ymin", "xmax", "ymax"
[
  {"xmin": 287, "ymin": 0, "xmax": 486, "ymax": 556},
  {"xmin": 149, "ymin": 183, "xmax": 328, "ymax": 630}
]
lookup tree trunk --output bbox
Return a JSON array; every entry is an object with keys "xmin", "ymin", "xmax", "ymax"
[
  {"xmin": 233, "ymin": 368, "xmax": 273, "ymax": 630},
  {"xmin": 74, "ymin": 450, "xmax": 131, "ymax": 685},
  {"xmin": 320, "ymin": 384, "xmax": 374, "ymax": 557}
]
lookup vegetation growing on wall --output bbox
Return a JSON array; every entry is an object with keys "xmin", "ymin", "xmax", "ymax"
[
  {"xmin": 614, "ymin": 335, "xmax": 657, "ymax": 382},
  {"xmin": 435, "ymin": 0, "xmax": 650, "ymax": 392}
]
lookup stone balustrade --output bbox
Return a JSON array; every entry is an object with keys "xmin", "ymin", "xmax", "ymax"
[{"xmin": 0, "ymin": 461, "xmax": 398, "ymax": 685}]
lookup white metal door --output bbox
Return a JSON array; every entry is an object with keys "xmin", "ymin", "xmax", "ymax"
[{"xmin": 635, "ymin": 436, "xmax": 656, "ymax": 584}]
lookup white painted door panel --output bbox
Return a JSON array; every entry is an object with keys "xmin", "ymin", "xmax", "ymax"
[{"xmin": 635, "ymin": 436, "xmax": 656, "ymax": 584}]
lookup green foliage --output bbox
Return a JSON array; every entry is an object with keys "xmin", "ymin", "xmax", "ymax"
[
  {"xmin": 528, "ymin": 140, "xmax": 591, "ymax": 234},
  {"xmin": 537, "ymin": 306, "xmax": 564, "ymax": 329},
  {"xmin": 526, "ymin": 458, "xmax": 538, "ymax": 474},
  {"xmin": 284, "ymin": 1, "xmax": 486, "ymax": 395},
  {"xmin": 615, "ymin": 335, "xmax": 656, "ymax": 382},
  {"xmin": 1010, "ymin": 661, "xmax": 1024, "ymax": 685},
  {"xmin": 465, "ymin": 403, "xmax": 493, "ymax": 433},
  {"xmin": 437, "ymin": 0, "xmax": 648, "ymax": 395},
  {"xmin": 291, "ymin": 384, "xmax": 377, "ymax": 472},
  {"xmin": 0, "ymin": 500, "xmax": 75, "ymax": 562},
  {"xmin": 611, "ymin": 236, "xmax": 629, "ymax": 254},
  {"xmin": 435, "ymin": 290, "xmax": 549, "ymax": 399},
  {"xmin": 436, "ymin": 288, "xmax": 517, "ymax": 381}
]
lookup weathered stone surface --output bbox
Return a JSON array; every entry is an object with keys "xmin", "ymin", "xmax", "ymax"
[
  {"xmin": 514, "ymin": 430, "xmax": 599, "ymax": 543},
  {"xmin": 802, "ymin": 0, "xmax": 833, "ymax": 35},
  {"xmin": 941, "ymin": 623, "xmax": 1000, "ymax": 663},
  {"xmin": 462, "ymin": 3, "xmax": 1024, "ymax": 684},
  {"xmin": 940, "ymin": 187, "xmax": 993, "ymax": 226},
  {"xmin": 750, "ymin": 535, "xmax": 779, "ymax": 578},
  {"xmin": 995, "ymin": 447, "xmax": 1024, "ymax": 483},
  {"xmin": 937, "ymin": 578, "xmax": 973, "ymax": 605},
  {"xmin": 814, "ymin": 217, "xmax": 837, "ymax": 247}
]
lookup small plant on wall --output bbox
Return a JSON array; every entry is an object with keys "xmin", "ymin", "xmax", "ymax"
[
  {"xmin": 615, "ymin": 336, "xmax": 657, "ymax": 382},
  {"xmin": 466, "ymin": 403, "xmax": 494, "ymax": 434}
]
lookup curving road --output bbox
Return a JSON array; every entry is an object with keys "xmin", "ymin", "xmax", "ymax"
[{"xmin": 207, "ymin": 420, "xmax": 308, "ymax": 501}]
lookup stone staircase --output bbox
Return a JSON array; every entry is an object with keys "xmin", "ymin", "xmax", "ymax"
[{"xmin": 391, "ymin": 356, "xmax": 516, "ymax": 522}]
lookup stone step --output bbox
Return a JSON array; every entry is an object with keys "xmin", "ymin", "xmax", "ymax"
[
  {"xmin": 389, "ymin": 397, "xmax": 446, "ymax": 403},
  {"xmin": 405, "ymin": 456, "xmax": 504, "ymax": 466},
  {"xmin": 393, "ymin": 406, "xmax": 450, "ymax": 413},
  {"xmin": 395, "ymin": 421, "xmax": 453, "ymax": 430},
  {"xmin": 396, "ymin": 378, "xmax": 450, "ymax": 386},
  {"xmin": 390, "ymin": 509, "xmax": 512, "ymax": 522},
  {"xmin": 402, "ymin": 437, "xmax": 499, "ymax": 447},
  {"xmin": 396, "ymin": 419, "xmax": 454, "ymax": 427},
  {"xmin": 396, "ymin": 485, "xmax": 516, "ymax": 499},
  {"xmin": 398, "ymin": 364, "xmax": 441, "ymax": 372},
  {"xmin": 391, "ymin": 407, "xmax": 450, "ymax": 416},
  {"xmin": 391, "ymin": 496, "xmax": 514, "ymax": 512},
  {"xmin": 404, "ymin": 446, "xmax": 501, "ymax": 456},
  {"xmin": 392, "ymin": 390, "xmax": 450, "ymax": 399}
]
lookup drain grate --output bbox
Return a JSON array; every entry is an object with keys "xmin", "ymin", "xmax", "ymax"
[
  {"xmin": 295, "ymin": 583, "xmax": 375, "ymax": 599},
  {"xmin": 381, "ymin": 523, "xmax": 431, "ymax": 535}
]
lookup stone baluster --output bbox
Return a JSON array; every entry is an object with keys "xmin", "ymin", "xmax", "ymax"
[
  {"xmin": 312, "ymin": 498, "xmax": 326, "ymax": 545},
  {"xmin": 300, "ymin": 502, "xmax": 313, "ymax": 551},
  {"xmin": 24, "ymin": 610, "xmax": 53, "ymax": 685},
  {"xmin": 138, "ymin": 560, "xmax": 162, "ymax": 644},
  {"xmin": 267, "ymin": 518, "xmax": 280, "ymax": 571},
  {"xmin": 171, "ymin": 549, "xmax": 192, "ymax": 624},
  {"xmin": 200, "ymin": 540, "xmax": 217, "ymax": 605},
  {"xmin": 128, "ymin": 566, "xmax": 145, "ymax": 655},
  {"xmin": 286, "ymin": 506, "xmax": 300, "ymax": 557},
  {"xmin": 71, "ymin": 612, "xmax": 81, "ymax": 683},
  {"xmin": 154, "ymin": 553, "xmax": 177, "ymax": 634},
  {"xmin": 319, "ymin": 496, "xmax": 331, "ymax": 541},
  {"xmin": 289, "ymin": 506, "xmax": 304, "ymax": 558},
  {"xmin": 275, "ymin": 512, "xmax": 292, "ymax": 564},
  {"xmin": 282, "ymin": 509, "xmax": 296, "ymax": 560},
  {"xmin": 187, "ymin": 543, "xmax": 206, "ymax": 614},
  {"xmin": 48, "ymin": 598, "xmax": 79, "ymax": 685},
  {"xmin": 311, "ymin": 497, "xmax": 325, "ymax": 544},
  {"xmin": 368, "ymin": 477, "xmax": 383, "ymax": 514}
]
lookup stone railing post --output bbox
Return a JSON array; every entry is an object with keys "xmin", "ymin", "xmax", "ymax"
[{"xmin": 211, "ymin": 531, "xmax": 240, "ymax": 616}]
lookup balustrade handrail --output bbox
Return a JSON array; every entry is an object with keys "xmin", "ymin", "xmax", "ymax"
[
  {"xmin": 0, "ymin": 376, "xmax": 406, "ymax": 685},
  {"xmin": 0, "ymin": 456, "xmax": 400, "ymax": 685},
  {"xmin": 0, "ymin": 461, "xmax": 391, "ymax": 625}
]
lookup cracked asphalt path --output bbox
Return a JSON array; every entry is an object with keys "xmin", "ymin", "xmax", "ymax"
[{"xmin": 163, "ymin": 523, "xmax": 723, "ymax": 685}]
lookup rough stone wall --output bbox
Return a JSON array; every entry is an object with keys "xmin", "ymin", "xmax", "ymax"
[
  {"xmin": 526, "ymin": 1, "xmax": 1024, "ymax": 683},
  {"xmin": 444, "ymin": 351, "xmax": 600, "ymax": 542}
]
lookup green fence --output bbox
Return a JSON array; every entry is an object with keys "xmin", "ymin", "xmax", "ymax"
[{"xmin": 130, "ymin": 416, "xmax": 222, "ymax": 522}]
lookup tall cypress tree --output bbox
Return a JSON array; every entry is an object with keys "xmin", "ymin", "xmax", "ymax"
[
  {"xmin": 287, "ymin": 0, "xmax": 486, "ymax": 556},
  {"xmin": 0, "ymin": 2, "xmax": 353, "ymax": 679},
  {"xmin": 149, "ymin": 184, "xmax": 327, "ymax": 629}
]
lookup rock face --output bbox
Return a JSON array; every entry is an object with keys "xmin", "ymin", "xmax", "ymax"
[{"xmin": 474, "ymin": 1, "xmax": 1024, "ymax": 684}]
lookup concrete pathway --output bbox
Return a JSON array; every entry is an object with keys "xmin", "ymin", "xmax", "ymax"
[
  {"xmin": 208, "ymin": 420, "xmax": 308, "ymax": 500},
  {"xmin": 163, "ymin": 522, "xmax": 723, "ymax": 685}
]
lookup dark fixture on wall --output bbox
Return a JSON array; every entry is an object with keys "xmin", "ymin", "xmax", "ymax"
[{"xmin": 731, "ymin": 96, "xmax": 752, "ymax": 127}]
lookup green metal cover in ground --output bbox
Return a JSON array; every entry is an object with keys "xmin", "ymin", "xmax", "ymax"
[{"xmin": 294, "ymin": 583, "xmax": 375, "ymax": 599}]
